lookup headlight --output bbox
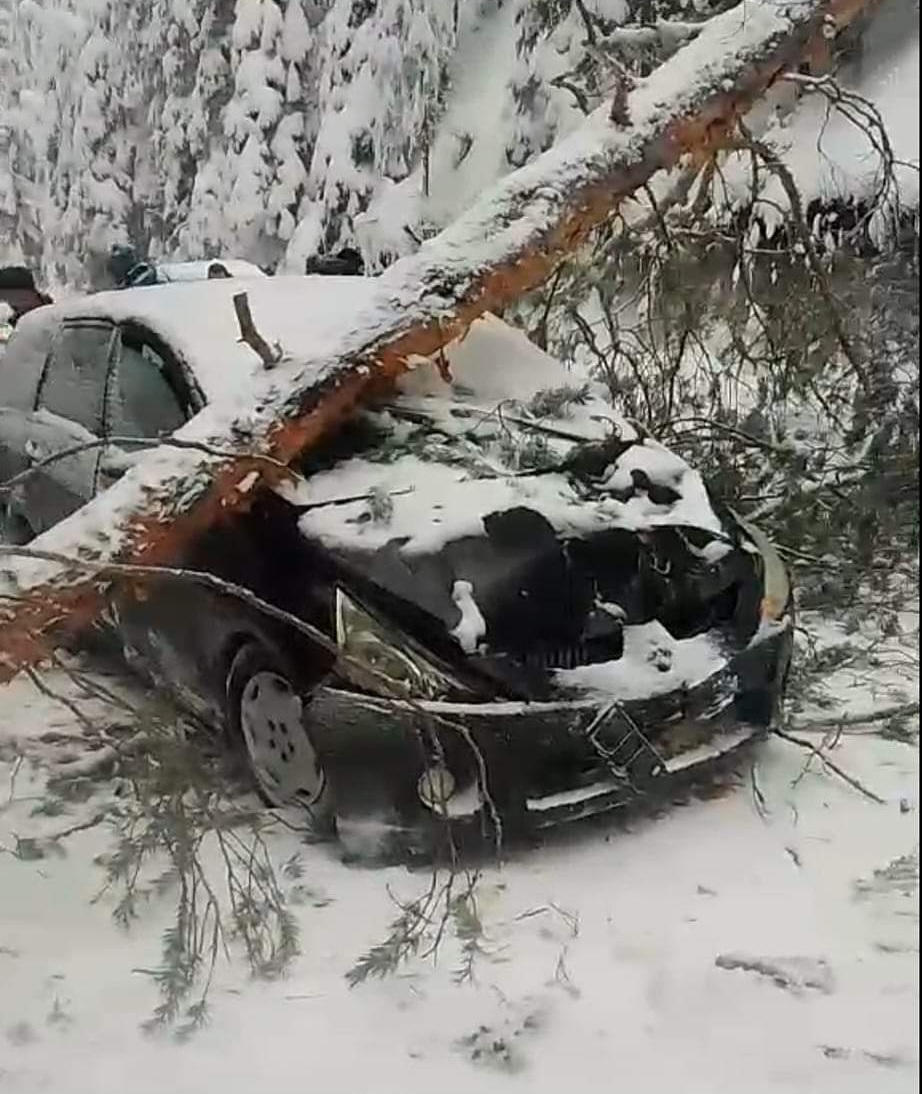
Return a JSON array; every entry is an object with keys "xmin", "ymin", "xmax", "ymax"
[
  {"xmin": 334, "ymin": 588, "xmax": 462, "ymax": 699},
  {"xmin": 732, "ymin": 513, "xmax": 791, "ymax": 621}
]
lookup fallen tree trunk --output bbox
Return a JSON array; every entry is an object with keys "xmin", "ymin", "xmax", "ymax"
[{"xmin": 0, "ymin": 0, "xmax": 880, "ymax": 679}]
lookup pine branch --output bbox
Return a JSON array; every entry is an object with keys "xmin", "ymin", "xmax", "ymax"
[
  {"xmin": 773, "ymin": 727, "xmax": 887, "ymax": 803},
  {"xmin": 787, "ymin": 701, "xmax": 919, "ymax": 732}
]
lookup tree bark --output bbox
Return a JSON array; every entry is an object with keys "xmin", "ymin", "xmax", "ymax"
[{"xmin": 0, "ymin": 0, "xmax": 881, "ymax": 680}]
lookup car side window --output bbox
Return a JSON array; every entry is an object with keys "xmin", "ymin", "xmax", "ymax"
[
  {"xmin": 106, "ymin": 332, "xmax": 187, "ymax": 440},
  {"xmin": 36, "ymin": 320, "xmax": 115, "ymax": 433}
]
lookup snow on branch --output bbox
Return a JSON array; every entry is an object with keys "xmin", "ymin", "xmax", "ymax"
[
  {"xmin": 598, "ymin": 20, "xmax": 707, "ymax": 51},
  {"xmin": 0, "ymin": 0, "xmax": 885, "ymax": 681}
]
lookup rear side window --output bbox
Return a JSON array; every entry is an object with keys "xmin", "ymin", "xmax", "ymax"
[
  {"xmin": 37, "ymin": 320, "xmax": 116, "ymax": 434},
  {"xmin": 106, "ymin": 333, "xmax": 186, "ymax": 439},
  {"xmin": 0, "ymin": 309, "xmax": 58, "ymax": 411}
]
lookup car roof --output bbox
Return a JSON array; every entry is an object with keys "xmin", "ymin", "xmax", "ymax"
[{"xmin": 13, "ymin": 275, "xmax": 380, "ymax": 404}]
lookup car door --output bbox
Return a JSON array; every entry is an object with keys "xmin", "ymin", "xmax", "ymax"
[
  {"xmin": 1, "ymin": 317, "xmax": 116, "ymax": 538},
  {"xmin": 97, "ymin": 323, "xmax": 323, "ymax": 724},
  {"xmin": 96, "ymin": 323, "xmax": 223, "ymax": 712},
  {"xmin": 97, "ymin": 322, "xmax": 190, "ymax": 489}
]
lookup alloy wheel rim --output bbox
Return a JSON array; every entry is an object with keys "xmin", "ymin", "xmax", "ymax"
[{"xmin": 239, "ymin": 671, "xmax": 325, "ymax": 808}]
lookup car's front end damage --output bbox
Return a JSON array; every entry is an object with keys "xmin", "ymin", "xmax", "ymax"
[
  {"xmin": 278, "ymin": 316, "xmax": 794, "ymax": 855},
  {"xmin": 305, "ymin": 518, "xmax": 792, "ymax": 854}
]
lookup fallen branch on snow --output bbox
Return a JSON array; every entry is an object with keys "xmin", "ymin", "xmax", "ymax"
[
  {"xmin": 786, "ymin": 700, "xmax": 919, "ymax": 734},
  {"xmin": 773, "ymin": 727, "xmax": 887, "ymax": 804},
  {"xmin": 715, "ymin": 952, "xmax": 835, "ymax": 994}
]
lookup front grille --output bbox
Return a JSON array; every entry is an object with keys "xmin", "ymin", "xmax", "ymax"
[{"xmin": 519, "ymin": 631, "xmax": 624, "ymax": 672}]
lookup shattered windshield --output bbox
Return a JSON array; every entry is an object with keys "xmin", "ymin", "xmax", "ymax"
[{"xmin": 299, "ymin": 383, "xmax": 612, "ymax": 481}]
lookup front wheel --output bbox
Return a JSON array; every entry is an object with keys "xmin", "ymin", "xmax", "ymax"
[{"xmin": 225, "ymin": 643, "xmax": 334, "ymax": 831}]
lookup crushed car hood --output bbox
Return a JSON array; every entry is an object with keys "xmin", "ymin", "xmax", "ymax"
[
  {"xmin": 285, "ymin": 442, "xmax": 726, "ymax": 551},
  {"xmin": 288, "ymin": 496, "xmax": 758, "ymax": 699},
  {"xmin": 275, "ymin": 315, "xmax": 763, "ymax": 699}
]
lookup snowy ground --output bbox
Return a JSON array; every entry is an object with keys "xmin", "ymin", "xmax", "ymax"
[{"xmin": 0, "ymin": 620, "xmax": 918, "ymax": 1094}]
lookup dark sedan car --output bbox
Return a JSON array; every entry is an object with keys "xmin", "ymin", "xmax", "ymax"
[{"xmin": 0, "ymin": 276, "xmax": 792, "ymax": 856}]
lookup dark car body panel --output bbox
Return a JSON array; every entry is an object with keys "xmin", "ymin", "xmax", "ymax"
[
  {"xmin": 112, "ymin": 493, "xmax": 337, "ymax": 724},
  {"xmin": 306, "ymin": 619, "xmax": 791, "ymax": 835}
]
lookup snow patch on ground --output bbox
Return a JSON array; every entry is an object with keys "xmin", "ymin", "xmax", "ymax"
[{"xmin": 0, "ymin": 620, "xmax": 918, "ymax": 1094}]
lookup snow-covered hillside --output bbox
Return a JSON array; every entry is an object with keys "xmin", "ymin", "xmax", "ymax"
[{"xmin": 2, "ymin": 0, "xmax": 917, "ymax": 290}]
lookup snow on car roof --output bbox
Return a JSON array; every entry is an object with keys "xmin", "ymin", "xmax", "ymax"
[
  {"xmin": 50, "ymin": 275, "xmax": 382, "ymax": 403},
  {"xmin": 38, "ymin": 277, "xmax": 628, "ymax": 423}
]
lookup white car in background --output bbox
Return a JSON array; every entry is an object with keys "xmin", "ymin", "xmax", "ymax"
[{"xmin": 154, "ymin": 259, "xmax": 267, "ymax": 283}]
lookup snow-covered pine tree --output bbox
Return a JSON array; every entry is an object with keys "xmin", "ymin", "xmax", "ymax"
[
  {"xmin": 136, "ymin": 0, "xmax": 224, "ymax": 265},
  {"xmin": 295, "ymin": 0, "xmax": 458, "ymax": 271},
  {"xmin": 177, "ymin": 0, "xmax": 311, "ymax": 267}
]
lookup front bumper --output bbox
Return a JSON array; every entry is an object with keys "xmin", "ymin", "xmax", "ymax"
[{"xmin": 309, "ymin": 618, "xmax": 793, "ymax": 834}]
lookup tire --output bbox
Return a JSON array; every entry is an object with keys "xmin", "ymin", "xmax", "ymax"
[
  {"xmin": 0, "ymin": 503, "xmax": 34, "ymax": 546},
  {"xmin": 225, "ymin": 642, "xmax": 334, "ymax": 831}
]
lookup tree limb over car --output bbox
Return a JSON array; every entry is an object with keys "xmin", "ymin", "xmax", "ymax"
[{"xmin": 0, "ymin": 0, "xmax": 883, "ymax": 681}]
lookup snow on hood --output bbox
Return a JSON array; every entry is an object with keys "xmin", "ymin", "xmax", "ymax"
[
  {"xmin": 289, "ymin": 457, "xmax": 610, "ymax": 553},
  {"xmin": 288, "ymin": 442, "xmax": 724, "ymax": 556},
  {"xmin": 554, "ymin": 620, "xmax": 729, "ymax": 702},
  {"xmin": 281, "ymin": 314, "xmax": 726, "ymax": 555}
]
